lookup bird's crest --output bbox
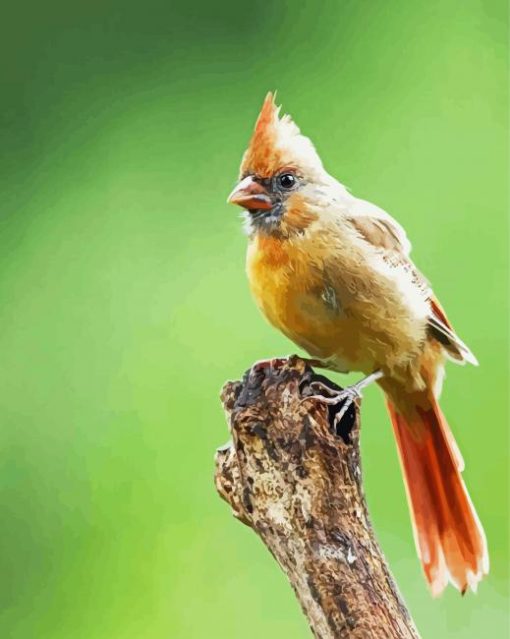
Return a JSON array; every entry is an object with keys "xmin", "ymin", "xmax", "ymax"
[{"xmin": 241, "ymin": 92, "xmax": 320, "ymax": 178}]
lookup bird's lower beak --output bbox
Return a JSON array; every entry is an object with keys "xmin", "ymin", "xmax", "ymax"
[{"xmin": 227, "ymin": 176, "xmax": 273, "ymax": 211}]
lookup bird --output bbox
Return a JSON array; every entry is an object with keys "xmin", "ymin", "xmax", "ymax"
[{"xmin": 227, "ymin": 92, "xmax": 488, "ymax": 596}]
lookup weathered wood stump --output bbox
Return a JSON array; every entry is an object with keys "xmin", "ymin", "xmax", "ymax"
[{"xmin": 215, "ymin": 356, "xmax": 420, "ymax": 639}]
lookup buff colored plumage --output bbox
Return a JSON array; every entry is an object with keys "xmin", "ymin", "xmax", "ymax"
[{"xmin": 228, "ymin": 93, "xmax": 488, "ymax": 596}]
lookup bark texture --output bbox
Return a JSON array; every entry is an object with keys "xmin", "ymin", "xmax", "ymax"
[{"xmin": 215, "ymin": 356, "xmax": 420, "ymax": 639}]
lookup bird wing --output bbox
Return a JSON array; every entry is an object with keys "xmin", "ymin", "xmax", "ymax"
[{"xmin": 346, "ymin": 199, "xmax": 477, "ymax": 366}]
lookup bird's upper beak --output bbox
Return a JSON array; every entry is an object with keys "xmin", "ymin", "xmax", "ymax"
[{"xmin": 227, "ymin": 176, "xmax": 273, "ymax": 211}]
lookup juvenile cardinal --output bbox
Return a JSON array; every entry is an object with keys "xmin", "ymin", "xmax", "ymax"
[{"xmin": 227, "ymin": 93, "xmax": 488, "ymax": 596}]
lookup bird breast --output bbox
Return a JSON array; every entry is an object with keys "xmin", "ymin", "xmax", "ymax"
[
  {"xmin": 246, "ymin": 234, "xmax": 367, "ymax": 370},
  {"xmin": 246, "ymin": 227, "xmax": 429, "ymax": 378}
]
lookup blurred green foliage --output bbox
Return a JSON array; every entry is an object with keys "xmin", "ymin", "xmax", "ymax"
[{"xmin": 0, "ymin": 0, "xmax": 507, "ymax": 637}]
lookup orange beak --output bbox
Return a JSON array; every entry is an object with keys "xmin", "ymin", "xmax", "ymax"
[{"xmin": 227, "ymin": 176, "xmax": 273, "ymax": 211}]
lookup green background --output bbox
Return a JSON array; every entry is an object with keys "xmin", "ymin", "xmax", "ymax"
[{"xmin": 1, "ymin": 1, "xmax": 508, "ymax": 637}]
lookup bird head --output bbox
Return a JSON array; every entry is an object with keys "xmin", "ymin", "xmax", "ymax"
[{"xmin": 228, "ymin": 93, "xmax": 340, "ymax": 237}]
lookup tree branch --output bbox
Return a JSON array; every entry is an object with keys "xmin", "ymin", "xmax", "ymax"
[{"xmin": 215, "ymin": 356, "xmax": 420, "ymax": 639}]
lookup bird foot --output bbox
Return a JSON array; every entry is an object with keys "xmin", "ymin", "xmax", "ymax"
[
  {"xmin": 305, "ymin": 381, "xmax": 362, "ymax": 429},
  {"xmin": 302, "ymin": 370, "xmax": 383, "ymax": 431}
]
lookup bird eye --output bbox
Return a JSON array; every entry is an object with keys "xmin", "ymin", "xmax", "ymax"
[{"xmin": 278, "ymin": 173, "xmax": 297, "ymax": 190}]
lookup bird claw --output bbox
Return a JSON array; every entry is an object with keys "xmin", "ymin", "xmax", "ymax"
[
  {"xmin": 331, "ymin": 389, "xmax": 360, "ymax": 429},
  {"xmin": 301, "ymin": 370, "xmax": 384, "ymax": 434},
  {"xmin": 305, "ymin": 381, "xmax": 362, "ymax": 406},
  {"xmin": 302, "ymin": 381, "xmax": 362, "ymax": 428}
]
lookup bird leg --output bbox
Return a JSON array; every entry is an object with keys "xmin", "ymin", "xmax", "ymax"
[{"xmin": 304, "ymin": 370, "xmax": 384, "ymax": 429}]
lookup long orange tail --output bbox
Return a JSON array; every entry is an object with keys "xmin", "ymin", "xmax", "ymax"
[{"xmin": 386, "ymin": 395, "xmax": 489, "ymax": 596}]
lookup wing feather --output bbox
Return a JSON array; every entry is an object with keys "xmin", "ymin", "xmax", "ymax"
[{"xmin": 346, "ymin": 200, "xmax": 477, "ymax": 366}]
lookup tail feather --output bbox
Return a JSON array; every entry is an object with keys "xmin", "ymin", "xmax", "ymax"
[{"xmin": 387, "ymin": 395, "xmax": 488, "ymax": 596}]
